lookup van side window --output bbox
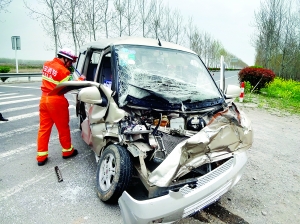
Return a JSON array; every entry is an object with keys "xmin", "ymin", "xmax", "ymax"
[
  {"xmin": 86, "ymin": 51, "xmax": 101, "ymax": 81},
  {"xmin": 76, "ymin": 52, "xmax": 86, "ymax": 74},
  {"xmin": 99, "ymin": 55, "xmax": 112, "ymax": 89}
]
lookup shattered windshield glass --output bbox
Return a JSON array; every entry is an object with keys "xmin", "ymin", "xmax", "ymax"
[{"xmin": 114, "ymin": 45, "xmax": 222, "ymax": 108}]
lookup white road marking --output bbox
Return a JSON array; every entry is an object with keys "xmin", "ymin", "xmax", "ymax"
[
  {"xmin": 0, "ymin": 107, "xmax": 75, "ymax": 123},
  {"xmin": 1, "ymin": 104, "xmax": 39, "ymax": 113},
  {"xmin": 0, "ymin": 93, "xmax": 18, "ymax": 97},
  {"xmin": 0, "ymin": 115, "xmax": 76, "ymax": 138},
  {"xmin": 0, "ymin": 85, "xmax": 40, "ymax": 89},
  {"xmin": 0, "ymin": 97, "xmax": 41, "ymax": 105},
  {"xmin": 0, "ymin": 124, "xmax": 39, "ymax": 138},
  {"xmin": 0, "ymin": 111, "xmax": 39, "ymax": 122},
  {"xmin": 0, "ymin": 94, "xmax": 34, "ymax": 101},
  {"xmin": 1, "ymin": 104, "xmax": 74, "ymax": 113},
  {"xmin": 0, "ymin": 151, "xmax": 90, "ymax": 201},
  {"xmin": 0, "ymin": 122, "xmax": 78, "ymax": 159}
]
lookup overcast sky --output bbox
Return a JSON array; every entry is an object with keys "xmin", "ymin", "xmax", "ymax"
[{"xmin": 0, "ymin": 0, "xmax": 261, "ymax": 65}]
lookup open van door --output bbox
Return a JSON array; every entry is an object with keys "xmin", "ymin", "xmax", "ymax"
[
  {"xmin": 48, "ymin": 81, "xmax": 100, "ymax": 96},
  {"xmin": 219, "ymin": 56, "xmax": 241, "ymax": 99},
  {"xmin": 219, "ymin": 55, "xmax": 225, "ymax": 93}
]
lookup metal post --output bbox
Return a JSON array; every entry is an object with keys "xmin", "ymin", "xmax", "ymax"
[
  {"xmin": 220, "ymin": 55, "xmax": 225, "ymax": 92},
  {"xmin": 15, "ymin": 38, "xmax": 18, "ymax": 73}
]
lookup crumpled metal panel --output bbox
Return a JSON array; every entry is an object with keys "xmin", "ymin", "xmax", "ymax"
[
  {"xmin": 88, "ymin": 85, "xmax": 126, "ymax": 155},
  {"xmin": 148, "ymin": 102, "xmax": 253, "ymax": 187},
  {"xmin": 89, "ymin": 85, "xmax": 126, "ymax": 124}
]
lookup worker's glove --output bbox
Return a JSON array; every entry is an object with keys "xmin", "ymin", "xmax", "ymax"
[{"xmin": 77, "ymin": 75, "xmax": 86, "ymax": 81}]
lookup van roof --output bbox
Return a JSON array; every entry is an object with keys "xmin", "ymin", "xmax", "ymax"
[{"xmin": 79, "ymin": 36, "xmax": 196, "ymax": 54}]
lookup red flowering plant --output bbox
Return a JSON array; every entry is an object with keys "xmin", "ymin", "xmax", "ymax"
[{"xmin": 238, "ymin": 67, "xmax": 276, "ymax": 91}]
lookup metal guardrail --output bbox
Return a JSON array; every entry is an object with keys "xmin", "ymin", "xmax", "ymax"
[{"xmin": 0, "ymin": 72, "xmax": 42, "ymax": 82}]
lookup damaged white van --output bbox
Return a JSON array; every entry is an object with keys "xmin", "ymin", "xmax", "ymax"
[{"xmin": 49, "ymin": 37, "xmax": 253, "ymax": 224}]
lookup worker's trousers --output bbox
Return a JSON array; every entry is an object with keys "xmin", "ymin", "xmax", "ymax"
[{"xmin": 37, "ymin": 95, "xmax": 74, "ymax": 162}]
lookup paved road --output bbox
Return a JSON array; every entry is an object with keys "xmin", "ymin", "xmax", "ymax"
[
  {"xmin": 0, "ymin": 82, "xmax": 122, "ymax": 224},
  {"xmin": 211, "ymin": 70, "xmax": 240, "ymax": 86},
  {"xmin": 0, "ymin": 73, "xmax": 242, "ymax": 224}
]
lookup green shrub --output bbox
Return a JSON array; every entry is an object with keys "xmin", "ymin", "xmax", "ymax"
[
  {"xmin": 0, "ymin": 66, "xmax": 10, "ymax": 73},
  {"xmin": 244, "ymin": 81, "xmax": 252, "ymax": 94},
  {"xmin": 0, "ymin": 66, "xmax": 10, "ymax": 82},
  {"xmin": 238, "ymin": 67, "xmax": 276, "ymax": 91},
  {"xmin": 261, "ymin": 78, "xmax": 300, "ymax": 101},
  {"xmin": 250, "ymin": 65, "xmax": 263, "ymax": 69}
]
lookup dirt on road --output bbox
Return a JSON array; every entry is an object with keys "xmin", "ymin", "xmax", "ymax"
[{"xmin": 176, "ymin": 104, "xmax": 300, "ymax": 224}]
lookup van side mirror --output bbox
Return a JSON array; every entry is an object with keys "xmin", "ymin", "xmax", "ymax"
[
  {"xmin": 78, "ymin": 86, "xmax": 107, "ymax": 106},
  {"xmin": 225, "ymin": 85, "xmax": 241, "ymax": 99}
]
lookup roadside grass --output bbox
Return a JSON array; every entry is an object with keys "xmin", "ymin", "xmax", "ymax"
[
  {"xmin": 242, "ymin": 78, "xmax": 300, "ymax": 115},
  {"xmin": 9, "ymin": 67, "xmax": 42, "ymax": 73},
  {"xmin": 0, "ymin": 58, "xmax": 44, "ymax": 71},
  {"xmin": 5, "ymin": 64, "xmax": 42, "ymax": 73}
]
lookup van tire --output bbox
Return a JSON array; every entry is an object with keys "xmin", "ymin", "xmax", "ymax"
[{"xmin": 96, "ymin": 144, "xmax": 132, "ymax": 203}]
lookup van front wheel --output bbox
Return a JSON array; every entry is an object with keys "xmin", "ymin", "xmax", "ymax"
[{"xmin": 96, "ymin": 144, "xmax": 132, "ymax": 203}]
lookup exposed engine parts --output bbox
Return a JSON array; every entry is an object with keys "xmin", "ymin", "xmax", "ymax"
[
  {"xmin": 119, "ymin": 109, "xmax": 209, "ymax": 135},
  {"xmin": 186, "ymin": 116, "xmax": 206, "ymax": 131},
  {"xmin": 118, "ymin": 108, "xmax": 211, "ymax": 163}
]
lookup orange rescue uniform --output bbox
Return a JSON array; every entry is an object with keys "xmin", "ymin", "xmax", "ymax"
[{"xmin": 37, "ymin": 58, "xmax": 75, "ymax": 162}]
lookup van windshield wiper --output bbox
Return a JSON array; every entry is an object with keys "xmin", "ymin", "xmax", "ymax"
[
  {"xmin": 181, "ymin": 98, "xmax": 225, "ymax": 111},
  {"xmin": 128, "ymin": 83, "xmax": 169, "ymax": 103}
]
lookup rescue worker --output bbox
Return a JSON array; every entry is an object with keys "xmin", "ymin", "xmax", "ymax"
[{"xmin": 37, "ymin": 48, "xmax": 80, "ymax": 166}]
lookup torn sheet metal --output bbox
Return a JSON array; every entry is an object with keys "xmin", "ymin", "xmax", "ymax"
[{"xmin": 148, "ymin": 102, "xmax": 253, "ymax": 187}]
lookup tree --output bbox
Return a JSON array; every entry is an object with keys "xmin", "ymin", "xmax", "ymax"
[
  {"xmin": 188, "ymin": 26, "xmax": 203, "ymax": 56},
  {"xmin": 58, "ymin": 0, "xmax": 83, "ymax": 54},
  {"xmin": 185, "ymin": 17, "xmax": 193, "ymax": 47},
  {"xmin": 23, "ymin": 0, "xmax": 247, "ymax": 70},
  {"xmin": 253, "ymin": 0, "xmax": 300, "ymax": 80},
  {"xmin": 24, "ymin": 0, "xmax": 63, "ymax": 56},
  {"xmin": 123, "ymin": 0, "xmax": 138, "ymax": 36},
  {"xmin": 0, "ymin": 0, "xmax": 12, "ymax": 12},
  {"xmin": 112, "ymin": 0, "xmax": 126, "ymax": 37},
  {"xmin": 136, "ymin": 0, "xmax": 155, "ymax": 37},
  {"xmin": 254, "ymin": 0, "xmax": 284, "ymax": 68},
  {"xmin": 148, "ymin": 0, "xmax": 164, "ymax": 39},
  {"xmin": 172, "ymin": 9, "xmax": 183, "ymax": 44},
  {"xmin": 82, "ymin": 0, "xmax": 106, "ymax": 41},
  {"xmin": 102, "ymin": 0, "xmax": 113, "ymax": 38},
  {"xmin": 158, "ymin": 6, "xmax": 183, "ymax": 44}
]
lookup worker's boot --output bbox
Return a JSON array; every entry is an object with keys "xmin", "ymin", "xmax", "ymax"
[
  {"xmin": 0, "ymin": 113, "xmax": 8, "ymax": 121},
  {"xmin": 38, "ymin": 158, "xmax": 48, "ymax": 166},
  {"xmin": 63, "ymin": 149, "xmax": 78, "ymax": 159}
]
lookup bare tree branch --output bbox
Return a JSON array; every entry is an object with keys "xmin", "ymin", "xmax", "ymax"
[
  {"xmin": 23, "ymin": 0, "xmax": 62, "ymax": 56},
  {"xmin": 0, "ymin": 0, "xmax": 12, "ymax": 12}
]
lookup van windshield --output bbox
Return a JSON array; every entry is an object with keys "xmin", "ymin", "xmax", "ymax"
[{"xmin": 114, "ymin": 45, "xmax": 223, "ymax": 110}]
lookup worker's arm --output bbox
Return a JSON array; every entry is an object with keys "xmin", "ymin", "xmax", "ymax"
[{"xmin": 71, "ymin": 66, "xmax": 86, "ymax": 81}]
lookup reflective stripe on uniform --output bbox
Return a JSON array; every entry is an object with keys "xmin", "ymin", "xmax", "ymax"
[
  {"xmin": 42, "ymin": 75, "xmax": 60, "ymax": 85},
  {"xmin": 60, "ymin": 76, "xmax": 70, "ymax": 83},
  {"xmin": 42, "ymin": 75, "xmax": 70, "ymax": 84},
  {"xmin": 37, "ymin": 151, "xmax": 48, "ymax": 156},
  {"xmin": 62, "ymin": 145, "xmax": 73, "ymax": 152}
]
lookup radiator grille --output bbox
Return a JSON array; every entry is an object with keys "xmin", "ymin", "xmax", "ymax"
[
  {"xmin": 180, "ymin": 158, "xmax": 234, "ymax": 195},
  {"xmin": 182, "ymin": 181, "xmax": 232, "ymax": 218},
  {"xmin": 157, "ymin": 131, "xmax": 188, "ymax": 154}
]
